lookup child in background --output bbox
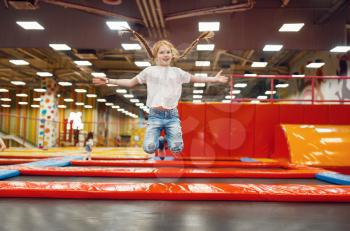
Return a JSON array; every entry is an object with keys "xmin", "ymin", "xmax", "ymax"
[
  {"xmin": 84, "ymin": 132, "xmax": 93, "ymax": 160},
  {"xmin": 93, "ymin": 29, "xmax": 228, "ymax": 159},
  {"xmin": 0, "ymin": 137, "xmax": 6, "ymax": 152}
]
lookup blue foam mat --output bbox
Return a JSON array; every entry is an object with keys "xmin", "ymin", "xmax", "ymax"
[
  {"xmin": 316, "ymin": 172, "xmax": 350, "ymax": 185},
  {"xmin": 21, "ymin": 156, "xmax": 83, "ymax": 167},
  {"xmin": 0, "ymin": 170, "xmax": 20, "ymax": 180},
  {"xmin": 240, "ymin": 157, "xmax": 259, "ymax": 162}
]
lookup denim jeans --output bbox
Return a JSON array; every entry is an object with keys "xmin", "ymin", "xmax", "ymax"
[{"xmin": 143, "ymin": 108, "xmax": 184, "ymax": 154}]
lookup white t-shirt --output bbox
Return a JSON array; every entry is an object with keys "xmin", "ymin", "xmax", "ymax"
[{"xmin": 136, "ymin": 66, "xmax": 191, "ymax": 109}]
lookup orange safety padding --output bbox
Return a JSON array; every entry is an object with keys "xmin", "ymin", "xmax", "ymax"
[
  {"xmin": 17, "ymin": 166, "xmax": 322, "ymax": 178},
  {"xmin": 304, "ymin": 105, "xmax": 329, "ymax": 124},
  {"xmin": 0, "ymin": 159, "xmax": 39, "ymax": 165},
  {"xmin": 0, "ymin": 181, "xmax": 349, "ymax": 201},
  {"xmin": 180, "ymin": 103, "xmax": 206, "ymax": 158},
  {"xmin": 254, "ymin": 104, "xmax": 280, "ymax": 157},
  {"xmin": 70, "ymin": 160, "xmax": 287, "ymax": 168},
  {"xmin": 282, "ymin": 125, "xmax": 350, "ymax": 166}
]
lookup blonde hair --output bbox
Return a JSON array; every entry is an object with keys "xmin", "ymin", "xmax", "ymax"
[
  {"xmin": 123, "ymin": 28, "xmax": 214, "ymax": 62},
  {"xmin": 151, "ymin": 40, "xmax": 179, "ymax": 63}
]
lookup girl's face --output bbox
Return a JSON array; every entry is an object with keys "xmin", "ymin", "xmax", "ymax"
[{"xmin": 156, "ymin": 45, "xmax": 173, "ymax": 66}]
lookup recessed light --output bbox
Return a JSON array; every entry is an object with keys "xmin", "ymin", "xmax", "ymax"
[
  {"xmin": 251, "ymin": 62, "xmax": 268, "ymax": 68},
  {"xmin": 9, "ymin": 60, "xmax": 29, "ymax": 65},
  {"xmin": 234, "ymin": 83, "xmax": 247, "ymax": 88},
  {"xmin": 279, "ymin": 23, "xmax": 304, "ymax": 32},
  {"xmin": 134, "ymin": 61, "xmax": 151, "ymax": 67},
  {"xmin": 91, "ymin": 72, "xmax": 106, "ymax": 77},
  {"xmin": 49, "ymin": 44, "xmax": 71, "ymax": 51},
  {"xmin": 34, "ymin": 88, "xmax": 47, "ymax": 93},
  {"xmin": 330, "ymin": 46, "xmax": 350, "ymax": 53},
  {"xmin": 198, "ymin": 22, "xmax": 220, "ymax": 31},
  {"xmin": 121, "ymin": 43, "xmax": 142, "ymax": 50},
  {"xmin": 263, "ymin": 44, "xmax": 283, "ymax": 51},
  {"xmin": 196, "ymin": 44, "xmax": 215, "ymax": 51},
  {"xmin": 16, "ymin": 21, "xmax": 44, "ymax": 30},
  {"xmin": 106, "ymin": 21, "xmax": 130, "ymax": 30},
  {"xmin": 0, "ymin": 89, "xmax": 9, "ymax": 92},
  {"xmin": 306, "ymin": 62, "xmax": 325, "ymax": 68},
  {"xmin": 36, "ymin": 72, "xmax": 53, "ymax": 77},
  {"xmin": 194, "ymin": 83, "xmax": 206, "ymax": 87},
  {"xmin": 58, "ymin": 82, "xmax": 72, "ymax": 86},
  {"xmin": 74, "ymin": 61, "xmax": 92, "ymax": 66},
  {"xmin": 195, "ymin": 61, "xmax": 210, "ymax": 67},
  {"xmin": 11, "ymin": 81, "xmax": 26, "ymax": 85},
  {"xmin": 97, "ymin": 98, "xmax": 107, "ymax": 102},
  {"xmin": 86, "ymin": 94, "xmax": 97, "ymax": 98}
]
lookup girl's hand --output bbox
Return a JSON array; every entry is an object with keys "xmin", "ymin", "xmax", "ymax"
[
  {"xmin": 214, "ymin": 70, "xmax": 229, "ymax": 83},
  {"xmin": 92, "ymin": 77, "xmax": 108, "ymax": 86}
]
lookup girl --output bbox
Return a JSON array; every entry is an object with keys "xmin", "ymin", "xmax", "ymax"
[
  {"xmin": 93, "ymin": 30, "xmax": 228, "ymax": 158},
  {"xmin": 84, "ymin": 132, "xmax": 93, "ymax": 160}
]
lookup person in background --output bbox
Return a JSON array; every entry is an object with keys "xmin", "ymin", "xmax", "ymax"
[
  {"xmin": 0, "ymin": 136, "xmax": 6, "ymax": 152},
  {"xmin": 84, "ymin": 132, "xmax": 93, "ymax": 160}
]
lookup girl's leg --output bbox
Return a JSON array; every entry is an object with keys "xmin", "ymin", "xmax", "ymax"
[
  {"xmin": 165, "ymin": 118, "xmax": 184, "ymax": 155},
  {"xmin": 143, "ymin": 119, "xmax": 163, "ymax": 154}
]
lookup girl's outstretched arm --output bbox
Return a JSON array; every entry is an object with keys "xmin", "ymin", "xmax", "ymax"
[
  {"xmin": 93, "ymin": 76, "xmax": 140, "ymax": 88},
  {"xmin": 190, "ymin": 70, "xmax": 228, "ymax": 83}
]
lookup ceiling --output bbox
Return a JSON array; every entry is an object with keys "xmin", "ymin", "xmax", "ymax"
[{"xmin": 0, "ymin": 0, "xmax": 349, "ymax": 113}]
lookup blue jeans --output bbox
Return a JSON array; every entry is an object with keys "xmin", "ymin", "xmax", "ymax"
[{"xmin": 143, "ymin": 108, "xmax": 184, "ymax": 154}]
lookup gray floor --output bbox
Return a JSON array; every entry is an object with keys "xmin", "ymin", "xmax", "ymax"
[{"xmin": 0, "ymin": 198, "xmax": 349, "ymax": 231}]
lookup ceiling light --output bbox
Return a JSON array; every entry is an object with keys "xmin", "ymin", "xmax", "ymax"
[
  {"xmin": 121, "ymin": 43, "xmax": 142, "ymax": 50},
  {"xmin": 196, "ymin": 44, "xmax": 215, "ymax": 51},
  {"xmin": 234, "ymin": 83, "xmax": 247, "ymax": 88},
  {"xmin": 194, "ymin": 83, "xmax": 205, "ymax": 87},
  {"xmin": 123, "ymin": 94, "xmax": 134, "ymax": 98},
  {"xmin": 91, "ymin": 72, "xmax": 106, "ymax": 77},
  {"xmin": 244, "ymin": 73, "xmax": 257, "ymax": 77},
  {"xmin": 134, "ymin": 61, "xmax": 151, "ymax": 67},
  {"xmin": 34, "ymin": 88, "xmax": 46, "ymax": 93},
  {"xmin": 193, "ymin": 100, "xmax": 202, "ymax": 104},
  {"xmin": 112, "ymin": 105, "xmax": 120, "ymax": 109},
  {"xmin": 231, "ymin": 90, "xmax": 241, "ymax": 94},
  {"xmin": 86, "ymin": 94, "xmax": 97, "ymax": 98},
  {"xmin": 106, "ymin": 21, "xmax": 130, "ymax": 30},
  {"xmin": 306, "ymin": 62, "xmax": 325, "ymax": 68},
  {"xmin": 97, "ymin": 98, "xmax": 107, "ymax": 102},
  {"xmin": 58, "ymin": 82, "xmax": 72, "ymax": 86},
  {"xmin": 105, "ymin": 102, "xmax": 113, "ymax": 106},
  {"xmin": 263, "ymin": 44, "xmax": 283, "ymax": 51},
  {"xmin": 195, "ymin": 61, "xmax": 210, "ymax": 67},
  {"xmin": 33, "ymin": 98, "xmax": 41, "ymax": 101},
  {"xmin": 251, "ymin": 62, "xmax": 268, "ymax": 68},
  {"xmin": 198, "ymin": 22, "xmax": 220, "ymax": 31},
  {"xmin": 330, "ymin": 46, "xmax": 350, "ymax": 53},
  {"xmin": 75, "ymin": 102, "xmax": 84, "ymax": 106},
  {"xmin": 193, "ymin": 95, "xmax": 202, "ymax": 99},
  {"xmin": 16, "ymin": 21, "xmax": 44, "ymax": 30},
  {"xmin": 279, "ymin": 23, "xmax": 304, "ymax": 32},
  {"xmin": 18, "ymin": 102, "xmax": 28, "ymax": 105},
  {"xmin": 9, "ymin": 60, "xmax": 29, "ymax": 65},
  {"xmin": 193, "ymin": 90, "xmax": 204, "ymax": 94},
  {"xmin": 275, "ymin": 83, "xmax": 289, "ymax": 88},
  {"xmin": 130, "ymin": 99, "xmax": 139, "ymax": 103},
  {"xmin": 49, "ymin": 44, "xmax": 71, "ymax": 51},
  {"xmin": 0, "ymin": 98, "xmax": 11, "ymax": 101},
  {"xmin": 74, "ymin": 61, "xmax": 92, "ymax": 66},
  {"xmin": 75, "ymin": 89, "xmax": 87, "ymax": 93},
  {"xmin": 265, "ymin": 90, "xmax": 276, "ymax": 94},
  {"xmin": 11, "ymin": 81, "xmax": 26, "ymax": 86},
  {"xmin": 63, "ymin": 98, "xmax": 74, "ymax": 102},
  {"xmin": 1, "ymin": 104, "xmax": 10, "ymax": 108},
  {"xmin": 136, "ymin": 103, "xmax": 144, "ymax": 107},
  {"xmin": 225, "ymin": 95, "xmax": 235, "ymax": 99},
  {"xmin": 58, "ymin": 105, "xmax": 67, "ymax": 108},
  {"xmin": 36, "ymin": 72, "xmax": 53, "ymax": 77},
  {"xmin": 0, "ymin": 89, "xmax": 9, "ymax": 92},
  {"xmin": 116, "ymin": 89, "xmax": 127, "ymax": 94},
  {"xmin": 31, "ymin": 105, "xmax": 40, "ymax": 108},
  {"xmin": 84, "ymin": 105, "xmax": 93, "ymax": 109},
  {"xmin": 257, "ymin": 95, "xmax": 268, "ymax": 100}
]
